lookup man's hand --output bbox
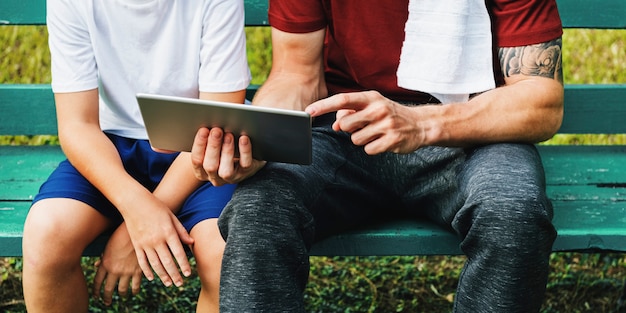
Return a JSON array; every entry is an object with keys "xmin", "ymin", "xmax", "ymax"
[
  {"xmin": 306, "ymin": 90, "xmax": 431, "ymax": 154},
  {"xmin": 191, "ymin": 127, "xmax": 266, "ymax": 186},
  {"xmin": 92, "ymin": 223, "xmax": 143, "ymax": 306}
]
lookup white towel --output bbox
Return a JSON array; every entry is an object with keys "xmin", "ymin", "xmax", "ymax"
[{"xmin": 396, "ymin": 0, "xmax": 495, "ymax": 104}]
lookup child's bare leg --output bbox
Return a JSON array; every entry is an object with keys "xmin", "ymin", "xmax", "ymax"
[
  {"xmin": 22, "ymin": 198, "xmax": 111, "ymax": 313},
  {"xmin": 191, "ymin": 218, "xmax": 225, "ymax": 313}
]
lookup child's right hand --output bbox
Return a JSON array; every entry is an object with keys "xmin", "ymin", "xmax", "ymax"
[{"xmin": 121, "ymin": 190, "xmax": 194, "ymax": 287}]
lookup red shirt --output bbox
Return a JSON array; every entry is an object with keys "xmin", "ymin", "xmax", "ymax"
[{"xmin": 268, "ymin": 0, "xmax": 563, "ymax": 103}]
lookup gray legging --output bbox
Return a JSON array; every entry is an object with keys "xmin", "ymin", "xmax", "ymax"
[{"xmin": 218, "ymin": 119, "xmax": 556, "ymax": 313}]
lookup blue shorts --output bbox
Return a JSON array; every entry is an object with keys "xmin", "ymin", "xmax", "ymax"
[{"xmin": 32, "ymin": 133, "xmax": 236, "ymax": 232}]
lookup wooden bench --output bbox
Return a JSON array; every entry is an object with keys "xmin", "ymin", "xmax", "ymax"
[{"xmin": 1, "ymin": 0, "xmax": 625, "ymax": 259}]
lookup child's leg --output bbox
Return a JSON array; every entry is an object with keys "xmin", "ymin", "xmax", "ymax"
[
  {"xmin": 190, "ymin": 218, "xmax": 224, "ymax": 313},
  {"xmin": 22, "ymin": 198, "xmax": 111, "ymax": 313},
  {"xmin": 177, "ymin": 181, "xmax": 235, "ymax": 313}
]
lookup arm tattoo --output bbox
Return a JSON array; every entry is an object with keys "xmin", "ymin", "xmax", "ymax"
[{"xmin": 499, "ymin": 37, "xmax": 563, "ymax": 84}]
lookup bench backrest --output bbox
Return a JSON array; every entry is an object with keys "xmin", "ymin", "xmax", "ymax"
[{"xmin": 1, "ymin": 0, "xmax": 625, "ymax": 137}]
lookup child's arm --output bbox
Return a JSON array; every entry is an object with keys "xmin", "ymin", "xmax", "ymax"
[
  {"xmin": 92, "ymin": 151, "xmax": 201, "ymax": 305},
  {"xmin": 54, "ymin": 89, "xmax": 193, "ymax": 289},
  {"xmin": 93, "ymin": 90, "xmax": 246, "ymax": 303}
]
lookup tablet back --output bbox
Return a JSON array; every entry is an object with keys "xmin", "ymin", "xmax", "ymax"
[{"xmin": 137, "ymin": 93, "xmax": 312, "ymax": 165}]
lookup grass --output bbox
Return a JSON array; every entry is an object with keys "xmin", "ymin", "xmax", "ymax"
[{"xmin": 1, "ymin": 24, "xmax": 626, "ymax": 312}]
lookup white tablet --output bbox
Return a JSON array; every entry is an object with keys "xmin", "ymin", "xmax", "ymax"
[{"xmin": 137, "ymin": 93, "xmax": 312, "ymax": 165}]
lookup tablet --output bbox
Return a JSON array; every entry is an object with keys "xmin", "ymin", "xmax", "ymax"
[{"xmin": 137, "ymin": 93, "xmax": 312, "ymax": 165}]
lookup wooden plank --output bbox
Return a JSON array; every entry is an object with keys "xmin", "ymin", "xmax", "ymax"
[
  {"xmin": 2, "ymin": 0, "xmax": 626, "ymax": 29},
  {"xmin": 3, "ymin": 84, "xmax": 626, "ymax": 135},
  {"xmin": 0, "ymin": 201, "xmax": 108, "ymax": 257},
  {"xmin": 2, "ymin": 145, "xmax": 623, "ymax": 203},
  {"xmin": 559, "ymin": 85, "xmax": 626, "ymax": 134},
  {"xmin": 3, "ymin": 198, "xmax": 626, "ymax": 257},
  {"xmin": 539, "ymin": 145, "xmax": 626, "ymax": 185},
  {"xmin": 244, "ymin": 0, "xmax": 269, "ymax": 26},
  {"xmin": 0, "ymin": 145, "xmax": 65, "ymax": 201},
  {"xmin": 0, "ymin": 202, "xmax": 29, "ymax": 236},
  {"xmin": 557, "ymin": 0, "xmax": 626, "ymax": 29},
  {"xmin": 3, "ymin": 146, "xmax": 624, "ymax": 202},
  {"xmin": 0, "ymin": 0, "xmax": 269, "ymax": 26},
  {"xmin": 307, "ymin": 198, "xmax": 626, "ymax": 256},
  {"xmin": 0, "ymin": 85, "xmax": 57, "ymax": 135},
  {"xmin": 310, "ymin": 220, "xmax": 462, "ymax": 256},
  {"xmin": 0, "ymin": 0, "xmax": 46, "ymax": 25},
  {"xmin": 549, "ymin": 185, "xmax": 626, "ymax": 203},
  {"xmin": 0, "ymin": 201, "xmax": 29, "ymax": 256},
  {"xmin": 552, "ymin": 201, "xmax": 626, "ymax": 251},
  {"xmin": 309, "ymin": 192, "xmax": 626, "ymax": 256},
  {"xmin": 0, "ymin": 84, "xmax": 255, "ymax": 135}
]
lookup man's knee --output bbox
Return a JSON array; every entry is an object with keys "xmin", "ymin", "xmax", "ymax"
[{"xmin": 456, "ymin": 195, "xmax": 556, "ymax": 255}]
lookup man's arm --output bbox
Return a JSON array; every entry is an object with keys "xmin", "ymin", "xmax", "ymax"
[
  {"xmin": 253, "ymin": 27, "xmax": 328, "ymax": 110},
  {"xmin": 431, "ymin": 37, "xmax": 564, "ymax": 146},
  {"xmin": 306, "ymin": 37, "xmax": 564, "ymax": 153}
]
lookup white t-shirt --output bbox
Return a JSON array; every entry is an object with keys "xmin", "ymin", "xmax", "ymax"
[{"xmin": 47, "ymin": 0, "xmax": 251, "ymax": 139}]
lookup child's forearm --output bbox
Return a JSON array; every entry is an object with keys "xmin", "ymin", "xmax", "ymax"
[{"xmin": 153, "ymin": 152, "xmax": 203, "ymax": 212}]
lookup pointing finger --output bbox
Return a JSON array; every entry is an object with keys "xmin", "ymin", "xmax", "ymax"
[{"xmin": 305, "ymin": 92, "xmax": 370, "ymax": 117}]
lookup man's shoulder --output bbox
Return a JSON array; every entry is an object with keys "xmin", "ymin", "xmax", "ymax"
[{"xmin": 489, "ymin": 0, "xmax": 562, "ymax": 47}]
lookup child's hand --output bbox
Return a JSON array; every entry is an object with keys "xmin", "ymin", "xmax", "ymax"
[
  {"xmin": 92, "ymin": 223, "xmax": 143, "ymax": 306},
  {"xmin": 191, "ymin": 127, "xmax": 266, "ymax": 186},
  {"xmin": 121, "ymin": 192, "xmax": 194, "ymax": 288}
]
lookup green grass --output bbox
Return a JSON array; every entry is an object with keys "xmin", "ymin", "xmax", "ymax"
[
  {"xmin": 562, "ymin": 29, "xmax": 626, "ymax": 84},
  {"xmin": 1, "ymin": 25, "xmax": 626, "ymax": 312},
  {"xmin": 0, "ymin": 25, "xmax": 50, "ymax": 84}
]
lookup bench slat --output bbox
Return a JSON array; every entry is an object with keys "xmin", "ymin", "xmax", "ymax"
[
  {"xmin": 0, "ymin": 201, "xmax": 108, "ymax": 257},
  {"xmin": 2, "ymin": 145, "xmax": 626, "ymax": 201},
  {"xmin": 0, "ymin": 0, "xmax": 45, "ymax": 25},
  {"xmin": 2, "ymin": 0, "xmax": 626, "ymax": 28},
  {"xmin": 0, "ymin": 145, "xmax": 65, "ymax": 201},
  {"xmin": 0, "ymin": 85, "xmax": 57, "ymax": 135},
  {"xmin": 557, "ymin": 0, "xmax": 626, "ymax": 28},
  {"xmin": 3, "ymin": 198, "xmax": 625, "ymax": 257},
  {"xmin": 0, "ymin": 202, "xmax": 29, "ymax": 236},
  {"xmin": 309, "ymin": 199, "xmax": 626, "ymax": 256},
  {"xmin": 0, "ymin": 0, "xmax": 269, "ymax": 26},
  {"xmin": 559, "ymin": 85, "xmax": 626, "ymax": 134},
  {"xmin": 542, "ymin": 145, "xmax": 626, "ymax": 185},
  {"xmin": 552, "ymin": 201, "xmax": 626, "ymax": 252},
  {"xmin": 2, "ymin": 84, "xmax": 626, "ymax": 135}
]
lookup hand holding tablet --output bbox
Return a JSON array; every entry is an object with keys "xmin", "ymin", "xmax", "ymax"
[{"xmin": 137, "ymin": 93, "xmax": 312, "ymax": 165}]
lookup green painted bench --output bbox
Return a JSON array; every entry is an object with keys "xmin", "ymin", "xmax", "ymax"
[{"xmin": 1, "ymin": 0, "xmax": 625, "ymax": 258}]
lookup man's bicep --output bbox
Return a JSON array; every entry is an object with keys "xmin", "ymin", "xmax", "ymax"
[
  {"xmin": 270, "ymin": 27, "xmax": 326, "ymax": 75},
  {"xmin": 498, "ymin": 37, "xmax": 563, "ymax": 84},
  {"xmin": 255, "ymin": 27, "xmax": 327, "ymax": 109}
]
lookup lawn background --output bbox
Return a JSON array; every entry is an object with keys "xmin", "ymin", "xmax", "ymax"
[{"xmin": 1, "ymin": 25, "xmax": 625, "ymax": 312}]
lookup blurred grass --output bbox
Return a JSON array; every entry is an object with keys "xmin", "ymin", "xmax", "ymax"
[
  {"xmin": 1, "ymin": 24, "xmax": 626, "ymax": 313},
  {"xmin": 562, "ymin": 29, "xmax": 626, "ymax": 84},
  {"xmin": 0, "ymin": 25, "xmax": 50, "ymax": 84}
]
